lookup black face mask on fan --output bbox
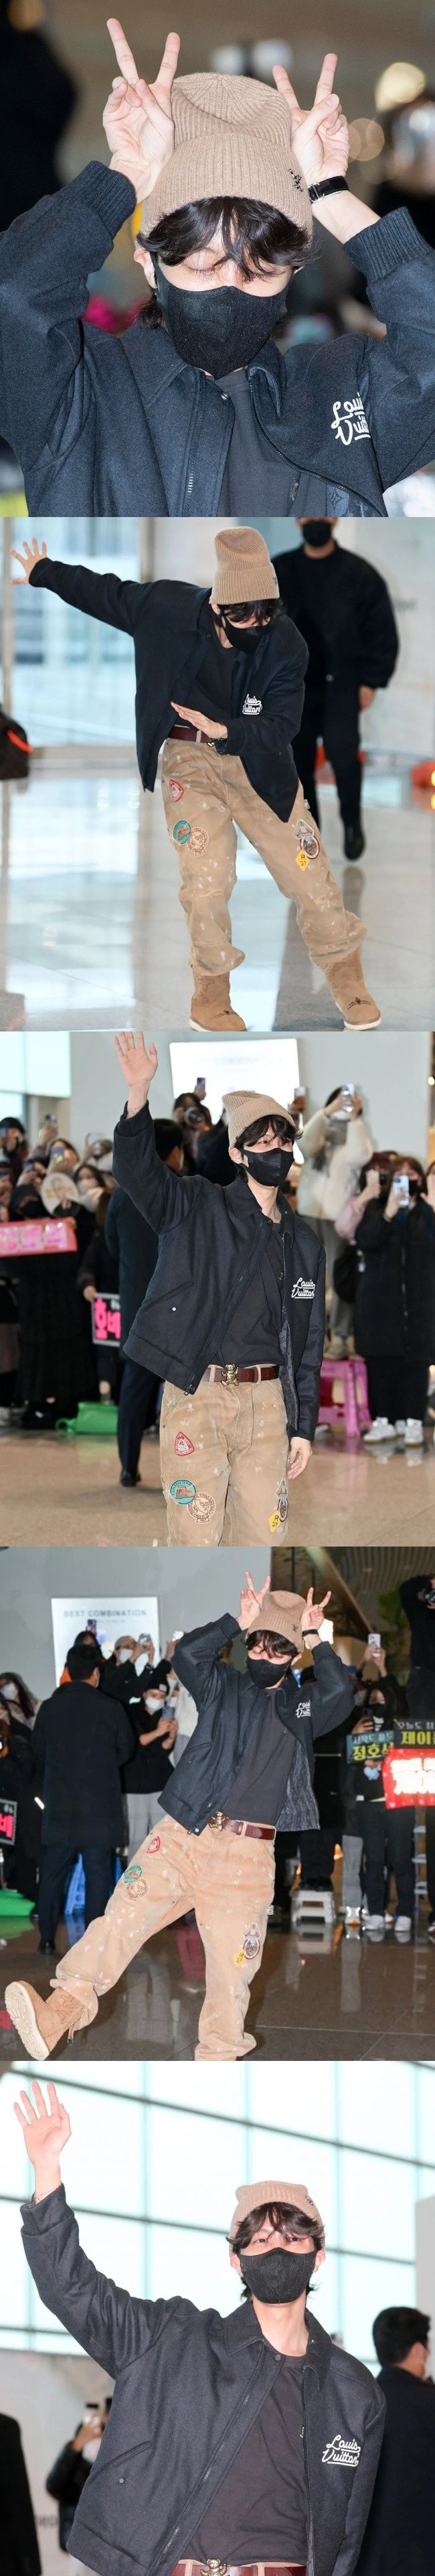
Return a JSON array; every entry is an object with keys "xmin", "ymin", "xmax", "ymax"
[
  {"xmin": 242, "ymin": 1145, "xmax": 294, "ymax": 1186},
  {"xmin": 239, "ymin": 2248, "xmax": 315, "ymax": 2303},
  {"xmin": 302, "ymin": 520, "xmax": 334, "ymax": 548},
  {"xmin": 154, "ymin": 267, "xmax": 290, "ymax": 376}
]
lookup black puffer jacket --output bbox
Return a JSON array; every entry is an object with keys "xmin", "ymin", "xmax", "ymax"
[
  {"xmin": 1, "ymin": 164, "xmax": 434, "ymax": 512},
  {"xmin": 31, "ymin": 1681, "xmax": 134, "ymax": 1845},
  {"xmin": 354, "ymin": 1197, "xmax": 435, "ymax": 1359},
  {"xmin": 112, "ymin": 1101, "xmax": 326, "ymax": 1441},
  {"xmin": 272, "ymin": 546, "xmax": 399, "ymax": 691},
  {"xmin": 21, "ymin": 2186, "xmax": 385, "ymax": 2576}
]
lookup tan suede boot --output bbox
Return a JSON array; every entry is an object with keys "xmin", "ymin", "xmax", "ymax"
[
  {"xmin": 190, "ymin": 975, "xmax": 246, "ymax": 1033},
  {"xmin": 5, "ymin": 1979, "xmax": 89, "ymax": 2061},
  {"xmin": 327, "ymin": 948, "xmax": 381, "ymax": 1029}
]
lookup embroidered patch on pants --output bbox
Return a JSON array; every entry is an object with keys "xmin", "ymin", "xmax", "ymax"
[
  {"xmin": 188, "ymin": 825, "xmax": 209, "ymax": 854},
  {"xmin": 234, "ymin": 1922, "xmax": 262, "ymax": 1965},
  {"xmin": 168, "ymin": 778, "xmax": 185, "ymax": 802},
  {"xmin": 123, "ymin": 1863, "xmax": 147, "ymax": 1903},
  {"xmin": 269, "ymin": 1476, "xmax": 288, "ymax": 1532},
  {"xmin": 147, "ymin": 1835, "xmax": 161, "ymax": 1855},
  {"xmin": 188, "ymin": 1489, "xmax": 215, "ymax": 1522},
  {"xmin": 292, "ymin": 818, "xmax": 320, "ymax": 866},
  {"xmin": 174, "ymin": 1431, "xmax": 195, "ymax": 1455},
  {"xmin": 172, "ymin": 818, "xmax": 192, "ymax": 845},
  {"xmin": 169, "ymin": 1476, "xmax": 197, "ymax": 1504}
]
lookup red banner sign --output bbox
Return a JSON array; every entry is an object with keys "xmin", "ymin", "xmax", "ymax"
[
  {"xmin": 0, "ymin": 1219, "xmax": 77, "ymax": 1257},
  {"xmin": 383, "ymin": 1747, "xmax": 435, "ymax": 1808},
  {"xmin": 0, "ymin": 1800, "xmax": 17, "ymax": 1844},
  {"xmin": 92, "ymin": 1291, "xmax": 121, "ymax": 1346}
]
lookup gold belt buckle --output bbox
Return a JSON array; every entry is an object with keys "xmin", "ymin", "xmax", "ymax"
[
  {"xmin": 203, "ymin": 2562, "xmax": 228, "ymax": 2575},
  {"xmin": 220, "ymin": 1363, "xmax": 239, "ymax": 1386},
  {"xmin": 209, "ymin": 1811, "xmax": 228, "ymax": 1833}
]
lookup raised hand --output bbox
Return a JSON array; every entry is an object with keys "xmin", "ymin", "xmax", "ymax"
[
  {"xmin": 272, "ymin": 51, "xmax": 349, "ymax": 190},
  {"xmin": 103, "ymin": 21, "xmax": 180, "ymax": 202},
  {"xmin": 239, "ymin": 1570, "xmax": 271, "ymax": 1631},
  {"xmin": 114, "ymin": 1031, "xmax": 158, "ymax": 1094},
  {"xmin": 11, "ymin": 536, "xmax": 47, "ymax": 584},
  {"xmin": 14, "ymin": 2079, "xmax": 71, "ymax": 2175},
  {"xmin": 301, "ymin": 1583, "xmax": 331, "ymax": 1634}
]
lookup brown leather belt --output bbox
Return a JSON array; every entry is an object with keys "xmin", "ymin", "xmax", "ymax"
[
  {"xmin": 208, "ymin": 1816, "xmax": 275, "ymax": 1841},
  {"xmin": 169, "ymin": 721, "xmax": 211, "ymax": 743},
  {"xmin": 201, "ymin": 1364, "xmax": 279, "ymax": 1387},
  {"xmin": 173, "ymin": 2561, "xmax": 306, "ymax": 2575}
]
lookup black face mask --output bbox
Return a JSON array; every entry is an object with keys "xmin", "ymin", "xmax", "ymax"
[
  {"xmin": 247, "ymin": 1651, "xmax": 292, "ymax": 1689},
  {"xmin": 302, "ymin": 520, "xmax": 333, "ymax": 549},
  {"xmin": 243, "ymin": 1145, "xmax": 294, "ymax": 1187},
  {"xmin": 154, "ymin": 267, "xmax": 289, "ymax": 377},
  {"xmin": 213, "ymin": 612, "xmax": 264, "ymax": 656},
  {"xmin": 240, "ymin": 2248, "xmax": 314, "ymax": 2303}
]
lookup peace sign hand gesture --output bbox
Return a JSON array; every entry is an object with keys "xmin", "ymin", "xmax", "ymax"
[
  {"xmin": 104, "ymin": 21, "xmax": 180, "ymax": 204},
  {"xmin": 272, "ymin": 51, "xmax": 349, "ymax": 190},
  {"xmin": 300, "ymin": 1584, "xmax": 331, "ymax": 1637},
  {"xmin": 238, "ymin": 1571, "xmax": 271, "ymax": 1632}
]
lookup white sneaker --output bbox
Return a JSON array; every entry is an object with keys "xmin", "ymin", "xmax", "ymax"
[
  {"xmin": 363, "ymin": 1418, "xmax": 397, "ymax": 1444},
  {"xmin": 0, "ymin": 1406, "xmax": 11, "ymax": 1426},
  {"xmin": 394, "ymin": 1914, "xmax": 412, "ymax": 1939},
  {"xmin": 400, "ymin": 1419, "xmax": 424, "ymax": 1445},
  {"xmin": 363, "ymin": 1913, "xmax": 385, "ymax": 1937}
]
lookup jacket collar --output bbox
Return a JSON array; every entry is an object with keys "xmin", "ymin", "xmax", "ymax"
[
  {"xmin": 226, "ymin": 2296, "xmax": 331, "ymax": 2386},
  {"xmin": 229, "ymin": 1175, "xmax": 295, "ymax": 1239}
]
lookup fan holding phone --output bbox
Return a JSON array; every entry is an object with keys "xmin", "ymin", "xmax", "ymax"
[{"xmin": 349, "ymin": 1153, "xmax": 435, "ymax": 1449}]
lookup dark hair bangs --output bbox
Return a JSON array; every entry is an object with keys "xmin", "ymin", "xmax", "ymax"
[
  {"xmin": 143, "ymin": 195, "xmax": 309, "ymax": 275},
  {"xmin": 236, "ymin": 1112, "xmax": 296, "ymax": 1150},
  {"xmin": 232, "ymin": 2198, "xmax": 324, "ymax": 2252}
]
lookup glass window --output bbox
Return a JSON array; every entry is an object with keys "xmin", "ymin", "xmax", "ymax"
[
  {"xmin": 247, "ymin": 2062, "xmax": 337, "ymax": 2141},
  {"xmin": 147, "ymin": 2106, "xmax": 245, "ymax": 2230},
  {"xmin": 339, "ymin": 2148, "xmax": 415, "ymax": 2261},
  {"xmin": 341, "ymin": 2253, "xmax": 414, "ymax": 2366},
  {"xmin": 64, "ymin": 2088, "xmax": 145, "ymax": 2217},
  {"xmin": 147, "ymin": 2224, "xmax": 239, "ymax": 2314},
  {"xmin": 338, "ymin": 2064, "xmax": 417, "ymax": 2160},
  {"xmin": 416, "ymin": 2066, "xmax": 435, "ymax": 2169}
]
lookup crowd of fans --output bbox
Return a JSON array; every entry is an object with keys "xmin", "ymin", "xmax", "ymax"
[
  {"xmin": 1, "ymin": 1079, "xmax": 435, "ymax": 1467},
  {"xmin": 1, "ymin": 1575, "xmax": 434, "ymax": 1946}
]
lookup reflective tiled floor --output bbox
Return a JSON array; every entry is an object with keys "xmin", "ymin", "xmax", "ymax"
[
  {"xmin": 1, "ymin": 1912, "xmax": 434, "ymax": 2062},
  {"xmin": 1, "ymin": 1422, "xmax": 434, "ymax": 1546},
  {"xmin": 1, "ymin": 756, "xmax": 434, "ymax": 1029}
]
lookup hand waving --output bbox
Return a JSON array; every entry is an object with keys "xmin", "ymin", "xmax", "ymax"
[
  {"xmin": 11, "ymin": 536, "xmax": 47, "ymax": 584},
  {"xmin": 14, "ymin": 2080, "xmax": 71, "ymax": 2171},
  {"xmin": 272, "ymin": 52, "xmax": 349, "ymax": 191},
  {"xmin": 114, "ymin": 1031, "xmax": 158, "ymax": 1093},
  {"xmin": 104, "ymin": 21, "xmax": 180, "ymax": 203}
]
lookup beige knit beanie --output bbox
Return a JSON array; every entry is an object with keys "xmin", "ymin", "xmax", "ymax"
[
  {"xmin": 251, "ymin": 1588, "xmax": 307, "ymax": 1654},
  {"xmin": 213, "ymin": 526, "xmax": 279, "ymax": 605},
  {"xmin": 223, "ymin": 1088, "xmax": 295, "ymax": 1149},
  {"xmin": 143, "ymin": 72, "xmax": 313, "ymax": 242},
  {"xmin": 230, "ymin": 2179, "xmax": 323, "ymax": 2241}
]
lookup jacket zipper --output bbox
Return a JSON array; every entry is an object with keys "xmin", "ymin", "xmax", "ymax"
[{"xmin": 302, "ymin": 2369, "xmax": 315, "ymax": 2576}]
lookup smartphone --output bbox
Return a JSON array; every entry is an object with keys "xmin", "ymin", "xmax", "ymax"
[
  {"xmin": 195, "ymin": 1078, "xmax": 207, "ymax": 1099},
  {"xmin": 320, "ymin": 1618, "xmax": 334, "ymax": 1644},
  {"xmin": 368, "ymin": 1632, "xmax": 381, "ymax": 1652},
  {"xmin": 393, "ymin": 1173, "xmax": 410, "ymax": 1198}
]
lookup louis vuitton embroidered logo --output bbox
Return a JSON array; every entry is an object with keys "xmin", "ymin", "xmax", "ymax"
[
  {"xmin": 291, "ymin": 1277, "xmax": 315, "ymax": 1299},
  {"xmin": 242, "ymin": 693, "xmax": 262, "ymax": 714},
  {"xmin": 322, "ymin": 2437, "xmax": 361, "ymax": 2465},
  {"xmin": 331, "ymin": 395, "xmax": 370, "ymax": 445}
]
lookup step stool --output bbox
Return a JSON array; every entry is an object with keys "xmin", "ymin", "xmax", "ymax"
[
  {"xmin": 291, "ymin": 1887, "xmax": 337, "ymax": 1930},
  {"xmin": 318, "ymin": 1354, "xmax": 371, "ymax": 1438}
]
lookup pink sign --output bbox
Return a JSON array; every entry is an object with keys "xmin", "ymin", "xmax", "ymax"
[
  {"xmin": 383, "ymin": 1747, "xmax": 435, "ymax": 1808},
  {"xmin": 0, "ymin": 1218, "xmax": 77, "ymax": 1256},
  {"xmin": 92, "ymin": 1292, "xmax": 121, "ymax": 1346}
]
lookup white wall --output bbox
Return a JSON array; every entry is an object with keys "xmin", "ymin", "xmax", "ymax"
[
  {"xmin": 0, "ymin": 1548, "xmax": 270, "ymax": 1701},
  {"xmin": 416, "ymin": 2194, "xmax": 435, "ymax": 2333}
]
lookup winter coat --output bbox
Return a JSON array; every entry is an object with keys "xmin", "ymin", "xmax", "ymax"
[
  {"xmin": 353, "ymin": 1196, "xmax": 435, "ymax": 1360},
  {"xmin": 297, "ymin": 1113, "xmax": 372, "ymax": 1226}
]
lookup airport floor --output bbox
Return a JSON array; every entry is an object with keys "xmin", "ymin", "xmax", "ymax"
[
  {"xmin": 1, "ymin": 1421, "xmax": 435, "ymax": 1546},
  {"xmin": 1, "ymin": 754, "xmax": 434, "ymax": 1029},
  {"xmin": 1, "ymin": 1904, "xmax": 434, "ymax": 2064}
]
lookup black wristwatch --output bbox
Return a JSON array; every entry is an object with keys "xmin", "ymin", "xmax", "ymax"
[{"xmin": 309, "ymin": 176, "xmax": 349, "ymax": 202}]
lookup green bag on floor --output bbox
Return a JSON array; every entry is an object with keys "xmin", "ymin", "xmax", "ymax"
[
  {"xmin": 0, "ymin": 1889, "xmax": 35, "ymax": 1916},
  {"xmin": 57, "ymin": 1402, "xmax": 118, "ymax": 1439}
]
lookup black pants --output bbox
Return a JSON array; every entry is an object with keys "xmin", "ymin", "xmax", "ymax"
[
  {"xmin": 363, "ymin": 1804, "xmax": 414, "ymax": 1917},
  {"xmin": 366, "ymin": 1358, "xmax": 429, "ymax": 1425},
  {"xmin": 274, "ymin": 1826, "xmax": 335, "ymax": 1905},
  {"xmin": 38, "ymin": 1843, "xmax": 114, "ymax": 1941},
  {"xmin": 117, "ymin": 1356, "xmax": 159, "ymax": 1478},
  {"xmin": 295, "ymin": 681, "xmax": 361, "ymax": 831}
]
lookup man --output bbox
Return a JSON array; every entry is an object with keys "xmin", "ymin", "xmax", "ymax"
[
  {"xmin": 15, "ymin": 2088, "xmax": 385, "ymax": 2576},
  {"xmin": 101, "ymin": 1630, "xmax": 178, "ymax": 1861},
  {"xmin": 6, "ymin": 1568, "xmax": 355, "ymax": 2061},
  {"xmin": 29, "ymin": 1636, "xmax": 134, "ymax": 1952},
  {"xmin": 11, "ymin": 524, "xmax": 379, "ymax": 1035},
  {"xmin": 0, "ymin": 2407, "xmax": 41, "ymax": 2576},
  {"xmin": 400, "ymin": 1574, "xmax": 435, "ymax": 1940},
  {"xmin": 272, "ymin": 524, "xmax": 399, "ymax": 860},
  {"xmin": 110, "ymin": 1030, "xmax": 326, "ymax": 1545},
  {"xmin": 1, "ymin": 28, "xmax": 434, "ymax": 512},
  {"xmin": 356, "ymin": 2305, "xmax": 435, "ymax": 2576},
  {"xmin": 106, "ymin": 1117, "xmax": 183, "ymax": 1485}
]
